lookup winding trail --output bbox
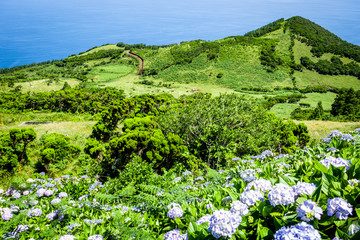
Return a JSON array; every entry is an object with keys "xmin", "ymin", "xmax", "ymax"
[{"xmin": 125, "ymin": 50, "xmax": 143, "ymax": 75}]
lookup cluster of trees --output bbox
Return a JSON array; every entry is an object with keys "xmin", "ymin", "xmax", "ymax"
[
  {"xmin": 244, "ymin": 18, "xmax": 285, "ymax": 37},
  {"xmin": 300, "ymin": 56, "xmax": 360, "ymax": 78},
  {"xmin": 82, "ymin": 94, "xmax": 310, "ymax": 178},
  {"xmin": 331, "ymin": 88, "xmax": 360, "ymax": 121},
  {"xmin": 116, "ymin": 42, "xmax": 175, "ymax": 50},
  {"xmin": 287, "ymin": 16, "xmax": 360, "ymax": 61},
  {"xmin": 291, "ymin": 101, "xmax": 327, "ymax": 120},
  {"xmin": 260, "ymin": 43, "xmax": 283, "ymax": 71}
]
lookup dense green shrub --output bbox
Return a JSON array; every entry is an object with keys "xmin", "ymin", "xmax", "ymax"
[
  {"xmin": 39, "ymin": 133, "xmax": 81, "ymax": 173},
  {"xmin": 157, "ymin": 94, "xmax": 309, "ymax": 168},
  {"xmin": 331, "ymin": 88, "xmax": 360, "ymax": 120},
  {"xmin": 0, "ymin": 128, "xmax": 36, "ymax": 174}
]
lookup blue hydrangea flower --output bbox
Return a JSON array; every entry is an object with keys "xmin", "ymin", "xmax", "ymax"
[
  {"xmin": 1, "ymin": 212, "xmax": 13, "ymax": 221},
  {"xmin": 222, "ymin": 196, "xmax": 232, "ymax": 205},
  {"xmin": 27, "ymin": 208, "xmax": 42, "ymax": 217},
  {"xmin": 348, "ymin": 221, "xmax": 360, "ymax": 236},
  {"xmin": 240, "ymin": 190, "xmax": 264, "ymax": 206},
  {"xmin": 348, "ymin": 179, "xmax": 360, "ymax": 187},
  {"xmin": 327, "ymin": 147, "xmax": 338, "ymax": 153},
  {"xmin": 182, "ymin": 171, "xmax": 192, "ymax": 176},
  {"xmin": 230, "ymin": 201, "xmax": 249, "ymax": 216},
  {"xmin": 36, "ymin": 188, "xmax": 46, "ymax": 197},
  {"xmin": 320, "ymin": 156, "xmax": 351, "ymax": 171},
  {"xmin": 208, "ymin": 210, "xmax": 241, "ymax": 239},
  {"xmin": 327, "ymin": 198, "xmax": 352, "ymax": 220},
  {"xmin": 341, "ymin": 134, "xmax": 354, "ymax": 142},
  {"xmin": 88, "ymin": 235, "xmax": 103, "ymax": 240},
  {"xmin": 196, "ymin": 215, "xmax": 212, "ymax": 225},
  {"xmin": 173, "ymin": 177, "xmax": 182, "ymax": 183},
  {"xmin": 245, "ymin": 179, "xmax": 272, "ymax": 193},
  {"xmin": 51, "ymin": 198, "xmax": 61, "ymax": 205},
  {"xmin": 268, "ymin": 183, "xmax": 295, "ymax": 207},
  {"xmin": 292, "ymin": 182, "xmax": 317, "ymax": 197},
  {"xmin": 59, "ymin": 235, "xmax": 76, "ymax": 240},
  {"xmin": 167, "ymin": 206, "xmax": 183, "ymax": 220},
  {"xmin": 296, "ymin": 200, "xmax": 323, "ymax": 222},
  {"xmin": 164, "ymin": 229, "xmax": 188, "ymax": 240},
  {"xmin": 274, "ymin": 222, "xmax": 321, "ymax": 240},
  {"xmin": 46, "ymin": 212, "xmax": 58, "ymax": 221},
  {"xmin": 328, "ymin": 130, "xmax": 342, "ymax": 138},
  {"xmin": 240, "ymin": 169, "xmax": 256, "ymax": 182},
  {"xmin": 59, "ymin": 192, "xmax": 68, "ymax": 198}
]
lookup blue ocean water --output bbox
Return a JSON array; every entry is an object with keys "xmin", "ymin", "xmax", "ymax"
[{"xmin": 1, "ymin": 0, "xmax": 360, "ymax": 69}]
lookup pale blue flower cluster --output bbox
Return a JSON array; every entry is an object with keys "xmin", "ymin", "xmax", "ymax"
[
  {"xmin": 167, "ymin": 206, "xmax": 183, "ymax": 220},
  {"xmin": 327, "ymin": 198, "xmax": 353, "ymax": 220},
  {"xmin": 27, "ymin": 208, "xmax": 42, "ymax": 217},
  {"xmin": 245, "ymin": 179, "xmax": 272, "ymax": 193},
  {"xmin": 328, "ymin": 130, "xmax": 342, "ymax": 138},
  {"xmin": 240, "ymin": 169, "xmax": 256, "ymax": 182},
  {"xmin": 340, "ymin": 134, "xmax": 355, "ymax": 142},
  {"xmin": 292, "ymin": 182, "xmax": 317, "ymax": 197},
  {"xmin": 196, "ymin": 214, "xmax": 212, "ymax": 225},
  {"xmin": 240, "ymin": 190, "xmax": 264, "ymax": 206},
  {"xmin": 348, "ymin": 221, "xmax": 360, "ymax": 236},
  {"xmin": 230, "ymin": 200, "xmax": 249, "ymax": 216},
  {"xmin": 274, "ymin": 222, "xmax": 321, "ymax": 240},
  {"xmin": 208, "ymin": 209, "xmax": 241, "ymax": 239},
  {"xmin": 320, "ymin": 156, "xmax": 351, "ymax": 171},
  {"xmin": 164, "ymin": 229, "xmax": 188, "ymax": 240},
  {"xmin": 88, "ymin": 235, "xmax": 103, "ymax": 240},
  {"xmin": 59, "ymin": 235, "xmax": 76, "ymax": 240},
  {"xmin": 296, "ymin": 200, "xmax": 323, "ymax": 222},
  {"xmin": 268, "ymin": 183, "xmax": 295, "ymax": 207}
]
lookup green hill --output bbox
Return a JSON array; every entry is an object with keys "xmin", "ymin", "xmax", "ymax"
[{"xmin": 1, "ymin": 16, "xmax": 360, "ymax": 97}]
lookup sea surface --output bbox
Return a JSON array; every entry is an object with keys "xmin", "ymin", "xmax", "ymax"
[{"xmin": 1, "ymin": 0, "xmax": 360, "ymax": 69}]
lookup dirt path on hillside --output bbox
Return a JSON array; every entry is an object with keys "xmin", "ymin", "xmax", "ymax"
[{"xmin": 125, "ymin": 50, "xmax": 143, "ymax": 75}]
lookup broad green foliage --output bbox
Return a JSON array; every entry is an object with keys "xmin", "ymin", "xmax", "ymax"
[
  {"xmin": 39, "ymin": 133, "xmax": 81, "ymax": 173},
  {"xmin": 0, "ymin": 128, "xmax": 36, "ymax": 174}
]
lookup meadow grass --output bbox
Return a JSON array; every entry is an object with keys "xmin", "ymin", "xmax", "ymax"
[
  {"xmin": 299, "ymin": 92, "xmax": 336, "ymax": 110},
  {"xmin": 294, "ymin": 120, "xmax": 360, "ymax": 141},
  {"xmin": 0, "ymin": 79, "xmax": 80, "ymax": 93},
  {"xmin": 78, "ymin": 44, "xmax": 120, "ymax": 56},
  {"xmin": 294, "ymin": 69, "xmax": 360, "ymax": 90}
]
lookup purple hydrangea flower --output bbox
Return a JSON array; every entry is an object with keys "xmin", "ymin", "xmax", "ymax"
[
  {"xmin": 327, "ymin": 198, "xmax": 352, "ymax": 220},
  {"xmin": 296, "ymin": 200, "xmax": 323, "ymax": 222},
  {"xmin": 208, "ymin": 210, "xmax": 241, "ymax": 239},
  {"xmin": 240, "ymin": 190, "xmax": 264, "ymax": 206},
  {"xmin": 27, "ymin": 208, "xmax": 42, "ymax": 217},
  {"xmin": 268, "ymin": 183, "xmax": 295, "ymax": 207},
  {"xmin": 46, "ymin": 212, "xmax": 58, "ymax": 221},
  {"xmin": 51, "ymin": 198, "xmax": 61, "ymax": 205},
  {"xmin": 320, "ymin": 156, "xmax": 351, "ymax": 171},
  {"xmin": 274, "ymin": 222, "xmax": 321, "ymax": 240},
  {"xmin": 1, "ymin": 212, "xmax": 13, "ymax": 221},
  {"xmin": 59, "ymin": 192, "xmax": 68, "ymax": 198},
  {"xmin": 45, "ymin": 189, "xmax": 54, "ymax": 197},
  {"xmin": 36, "ymin": 188, "xmax": 46, "ymax": 197}
]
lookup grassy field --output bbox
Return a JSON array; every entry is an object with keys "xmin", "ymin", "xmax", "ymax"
[
  {"xmin": 0, "ymin": 79, "xmax": 80, "ymax": 93},
  {"xmin": 294, "ymin": 120, "xmax": 360, "ymax": 141},
  {"xmin": 78, "ymin": 44, "xmax": 121, "ymax": 56}
]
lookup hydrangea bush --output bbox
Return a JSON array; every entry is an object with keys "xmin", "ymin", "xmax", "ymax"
[{"xmin": 0, "ymin": 129, "xmax": 360, "ymax": 239}]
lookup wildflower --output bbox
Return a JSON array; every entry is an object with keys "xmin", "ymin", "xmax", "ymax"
[
  {"xmin": 27, "ymin": 208, "xmax": 42, "ymax": 217},
  {"xmin": 341, "ymin": 134, "xmax": 354, "ymax": 142},
  {"xmin": 46, "ymin": 212, "xmax": 58, "ymax": 221},
  {"xmin": 328, "ymin": 130, "xmax": 342, "ymax": 138},
  {"xmin": 296, "ymin": 200, "xmax": 323, "ymax": 222},
  {"xmin": 274, "ymin": 222, "xmax": 321, "ymax": 240},
  {"xmin": 230, "ymin": 201, "xmax": 249, "ymax": 216},
  {"xmin": 327, "ymin": 147, "xmax": 338, "ymax": 153},
  {"xmin": 1, "ymin": 212, "xmax": 13, "ymax": 221},
  {"xmin": 240, "ymin": 169, "xmax": 256, "ymax": 182},
  {"xmin": 59, "ymin": 192, "xmax": 68, "ymax": 198},
  {"xmin": 327, "ymin": 198, "xmax": 352, "ymax": 220},
  {"xmin": 268, "ymin": 183, "xmax": 295, "ymax": 207},
  {"xmin": 222, "ymin": 196, "xmax": 232, "ymax": 205},
  {"xmin": 45, "ymin": 189, "xmax": 54, "ymax": 197},
  {"xmin": 173, "ymin": 177, "xmax": 182, "ymax": 183},
  {"xmin": 292, "ymin": 182, "xmax": 317, "ymax": 197},
  {"xmin": 208, "ymin": 210, "xmax": 241, "ymax": 239},
  {"xmin": 245, "ymin": 179, "xmax": 272, "ymax": 193},
  {"xmin": 182, "ymin": 171, "xmax": 191, "ymax": 176},
  {"xmin": 320, "ymin": 156, "xmax": 351, "ymax": 171},
  {"xmin": 167, "ymin": 206, "xmax": 183, "ymax": 219},
  {"xmin": 164, "ymin": 229, "xmax": 188, "ymax": 240},
  {"xmin": 59, "ymin": 235, "xmax": 76, "ymax": 240},
  {"xmin": 348, "ymin": 179, "xmax": 360, "ymax": 187},
  {"xmin": 51, "ymin": 198, "xmax": 61, "ymax": 205},
  {"xmin": 88, "ymin": 235, "xmax": 103, "ymax": 240},
  {"xmin": 36, "ymin": 188, "xmax": 46, "ymax": 197},
  {"xmin": 240, "ymin": 190, "xmax": 264, "ymax": 206},
  {"xmin": 348, "ymin": 221, "xmax": 360, "ymax": 236},
  {"xmin": 196, "ymin": 215, "xmax": 212, "ymax": 225}
]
